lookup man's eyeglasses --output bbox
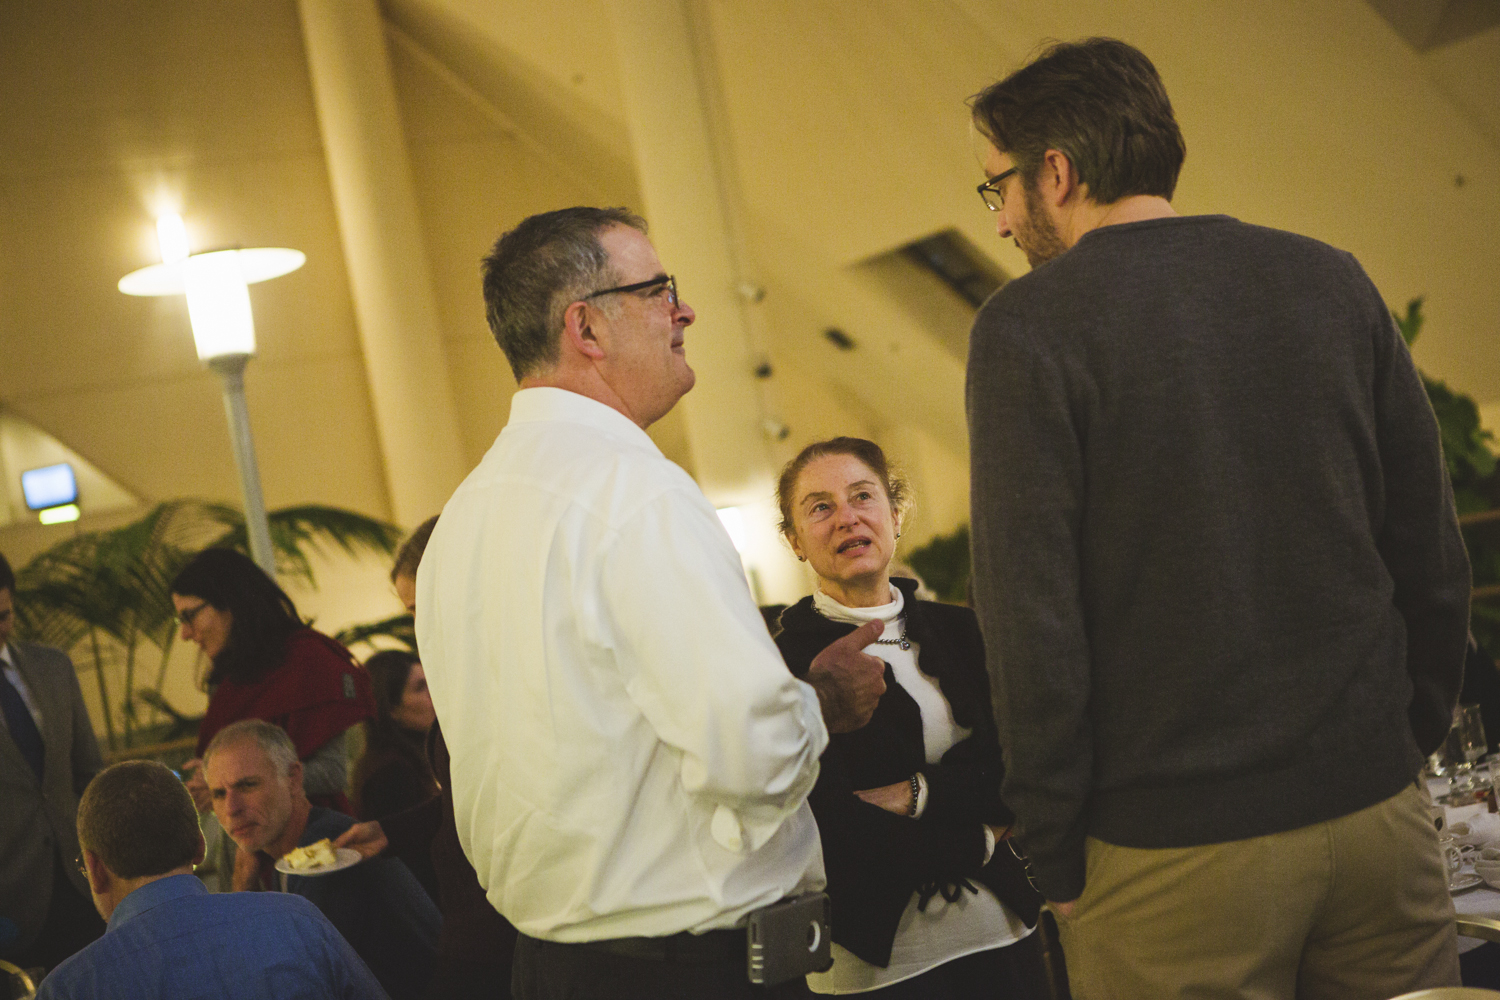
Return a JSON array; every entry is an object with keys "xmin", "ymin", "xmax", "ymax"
[
  {"xmin": 175, "ymin": 602, "xmax": 210, "ymax": 630},
  {"xmin": 584, "ymin": 275, "xmax": 678, "ymax": 308},
  {"xmin": 977, "ymin": 167, "xmax": 1019, "ymax": 211}
]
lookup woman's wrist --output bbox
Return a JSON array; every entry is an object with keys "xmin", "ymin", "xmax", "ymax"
[{"xmin": 909, "ymin": 772, "xmax": 928, "ymax": 817}]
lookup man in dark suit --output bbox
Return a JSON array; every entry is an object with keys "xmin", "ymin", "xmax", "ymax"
[{"xmin": 0, "ymin": 551, "xmax": 105, "ymax": 975}]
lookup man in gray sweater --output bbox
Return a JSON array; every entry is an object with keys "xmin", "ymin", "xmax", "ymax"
[{"xmin": 966, "ymin": 38, "xmax": 1470, "ymax": 999}]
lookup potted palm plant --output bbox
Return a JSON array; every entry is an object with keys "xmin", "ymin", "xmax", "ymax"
[{"xmin": 11, "ymin": 499, "xmax": 401, "ymax": 751}]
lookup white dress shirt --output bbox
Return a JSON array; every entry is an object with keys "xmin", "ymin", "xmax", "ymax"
[{"xmin": 417, "ymin": 387, "xmax": 828, "ymax": 942}]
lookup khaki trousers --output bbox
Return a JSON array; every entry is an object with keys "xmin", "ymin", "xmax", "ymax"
[{"xmin": 1054, "ymin": 784, "xmax": 1459, "ymax": 1000}]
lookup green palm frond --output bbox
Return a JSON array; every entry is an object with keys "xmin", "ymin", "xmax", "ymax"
[
  {"xmin": 334, "ymin": 613, "xmax": 417, "ymax": 654},
  {"xmin": 209, "ymin": 505, "xmax": 401, "ymax": 588},
  {"xmin": 14, "ymin": 498, "xmax": 401, "ymax": 750}
]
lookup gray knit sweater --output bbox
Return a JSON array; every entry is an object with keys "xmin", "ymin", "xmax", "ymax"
[{"xmin": 966, "ymin": 214, "xmax": 1470, "ymax": 903}]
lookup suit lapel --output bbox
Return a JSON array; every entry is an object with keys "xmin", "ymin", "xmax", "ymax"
[
  {"xmin": 1, "ymin": 645, "xmax": 43, "ymax": 781},
  {"xmin": 9, "ymin": 644, "xmax": 63, "ymax": 774}
]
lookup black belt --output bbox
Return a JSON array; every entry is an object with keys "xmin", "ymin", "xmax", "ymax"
[{"xmin": 571, "ymin": 927, "xmax": 744, "ymax": 964}]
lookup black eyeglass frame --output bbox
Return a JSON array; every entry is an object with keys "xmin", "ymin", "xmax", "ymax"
[
  {"xmin": 583, "ymin": 274, "xmax": 678, "ymax": 307},
  {"xmin": 977, "ymin": 167, "xmax": 1019, "ymax": 211},
  {"xmin": 175, "ymin": 602, "xmax": 210, "ymax": 630}
]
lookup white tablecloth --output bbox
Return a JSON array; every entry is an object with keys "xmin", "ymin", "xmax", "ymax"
[{"xmin": 1435, "ymin": 783, "xmax": 1500, "ymax": 955}]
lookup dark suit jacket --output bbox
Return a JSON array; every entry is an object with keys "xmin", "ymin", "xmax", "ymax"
[
  {"xmin": 0, "ymin": 641, "xmax": 102, "ymax": 955},
  {"xmin": 774, "ymin": 579, "xmax": 1042, "ymax": 967}
]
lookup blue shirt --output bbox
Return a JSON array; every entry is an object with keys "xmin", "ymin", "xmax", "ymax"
[
  {"xmin": 280, "ymin": 807, "xmax": 441, "ymax": 1000},
  {"xmin": 36, "ymin": 873, "xmax": 388, "ymax": 1000}
]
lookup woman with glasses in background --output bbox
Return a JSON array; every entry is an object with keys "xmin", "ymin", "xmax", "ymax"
[{"xmin": 170, "ymin": 548, "xmax": 374, "ymax": 818}]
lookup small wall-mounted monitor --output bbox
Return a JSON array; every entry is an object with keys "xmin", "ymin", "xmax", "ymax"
[{"xmin": 21, "ymin": 463, "xmax": 79, "ymax": 511}]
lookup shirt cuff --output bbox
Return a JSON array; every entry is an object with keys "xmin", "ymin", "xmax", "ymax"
[{"xmin": 912, "ymin": 772, "xmax": 929, "ymax": 818}]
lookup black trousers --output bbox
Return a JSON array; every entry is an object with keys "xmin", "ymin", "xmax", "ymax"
[{"xmin": 512, "ymin": 934, "xmax": 812, "ymax": 1000}]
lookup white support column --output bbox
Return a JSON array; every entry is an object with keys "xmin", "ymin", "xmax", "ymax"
[
  {"xmin": 607, "ymin": 0, "xmax": 804, "ymax": 604},
  {"xmin": 297, "ymin": 0, "xmax": 467, "ymax": 527}
]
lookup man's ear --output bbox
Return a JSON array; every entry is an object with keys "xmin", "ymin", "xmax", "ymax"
[
  {"xmin": 191, "ymin": 832, "xmax": 207, "ymax": 869},
  {"xmin": 1038, "ymin": 148, "xmax": 1083, "ymax": 207},
  {"xmin": 287, "ymin": 759, "xmax": 305, "ymax": 798},
  {"xmin": 83, "ymin": 849, "xmax": 110, "ymax": 898},
  {"xmin": 562, "ymin": 300, "xmax": 607, "ymax": 362}
]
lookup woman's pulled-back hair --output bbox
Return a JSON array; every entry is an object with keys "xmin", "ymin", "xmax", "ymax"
[
  {"xmin": 171, "ymin": 547, "xmax": 303, "ymax": 688},
  {"xmin": 776, "ymin": 437, "xmax": 911, "ymax": 537}
]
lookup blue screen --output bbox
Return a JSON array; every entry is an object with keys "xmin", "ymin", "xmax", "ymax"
[{"xmin": 21, "ymin": 463, "xmax": 78, "ymax": 510}]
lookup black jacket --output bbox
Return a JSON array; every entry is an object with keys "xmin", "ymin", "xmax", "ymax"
[{"xmin": 773, "ymin": 579, "xmax": 1042, "ymax": 967}]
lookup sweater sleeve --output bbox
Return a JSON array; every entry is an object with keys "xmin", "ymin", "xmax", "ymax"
[
  {"xmin": 919, "ymin": 733, "xmax": 1013, "ymax": 828},
  {"xmin": 1357, "ymin": 261, "xmax": 1470, "ymax": 754},
  {"xmin": 967, "ymin": 303, "xmax": 1093, "ymax": 903}
]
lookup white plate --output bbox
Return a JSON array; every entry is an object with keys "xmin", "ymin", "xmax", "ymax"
[
  {"xmin": 1450, "ymin": 873, "xmax": 1484, "ymax": 893},
  {"xmin": 275, "ymin": 847, "xmax": 362, "ymax": 877}
]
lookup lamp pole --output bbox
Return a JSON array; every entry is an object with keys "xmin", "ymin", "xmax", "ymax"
[
  {"xmin": 209, "ymin": 354, "xmax": 276, "ymax": 576},
  {"xmin": 119, "ymin": 214, "xmax": 303, "ymax": 579}
]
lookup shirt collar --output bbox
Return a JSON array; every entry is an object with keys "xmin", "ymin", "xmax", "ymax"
[
  {"xmin": 507, "ymin": 387, "xmax": 662, "ymax": 457},
  {"xmin": 106, "ymin": 873, "xmax": 206, "ymax": 932},
  {"xmin": 0, "ymin": 644, "xmax": 12, "ymax": 669}
]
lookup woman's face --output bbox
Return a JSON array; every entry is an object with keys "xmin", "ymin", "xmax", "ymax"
[
  {"xmin": 786, "ymin": 453, "xmax": 899, "ymax": 600},
  {"xmin": 172, "ymin": 593, "xmax": 233, "ymax": 660},
  {"xmin": 390, "ymin": 661, "xmax": 436, "ymax": 733}
]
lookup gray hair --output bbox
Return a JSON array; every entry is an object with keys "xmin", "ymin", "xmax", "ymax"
[
  {"xmin": 204, "ymin": 718, "xmax": 299, "ymax": 778},
  {"xmin": 480, "ymin": 206, "xmax": 647, "ymax": 380}
]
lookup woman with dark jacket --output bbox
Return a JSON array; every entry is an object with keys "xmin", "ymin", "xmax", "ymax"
[
  {"xmin": 774, "ymin": 438, "xmax": 1045, "ymax": 998},
  {"xmin": 355, "ymin": 648, "xmax": 440, "ymax": 901}
]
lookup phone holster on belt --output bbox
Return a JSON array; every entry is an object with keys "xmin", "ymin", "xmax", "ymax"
[{"xmin": 746, "ymin": 892, "xmax": 833, "ymax": 986}]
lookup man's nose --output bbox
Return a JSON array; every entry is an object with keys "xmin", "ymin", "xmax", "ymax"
[{"xmin": 674, "ymin": 300, "xmax": 695, "ymax": 326}]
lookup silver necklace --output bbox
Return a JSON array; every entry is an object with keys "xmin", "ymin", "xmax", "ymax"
[
  {"xmin": 811, "ymin": 597, "xmax": 910, "ymax": 650},
  {"xmin": 872, "ymin": 617, "xmax": 911, "ymax": 651}
]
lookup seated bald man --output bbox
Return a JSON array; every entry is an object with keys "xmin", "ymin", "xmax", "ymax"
[
  {"xmin": 36, "ymin": 759, "xmax": 387, "ymax": 1000},
  {"xmin": 203, "ymin": 719, "xmax": 440, "ymax": 1000}
]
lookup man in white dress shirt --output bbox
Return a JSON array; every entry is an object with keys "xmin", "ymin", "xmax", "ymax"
[{"xmin": 417, "ymin": 207, "xmax": 886, "ymax": 999}]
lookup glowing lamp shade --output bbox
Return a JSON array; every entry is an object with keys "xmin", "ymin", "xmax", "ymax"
[
  {"xmin": 156, "ymin": 214, "xmax": 191, "ymax": 264},
  {"xmin": 182, "ymin": 250, "xmax": 256, "ymax": 359},
  {"xmin": 117, "ymin": 213, "xmax": 304, "ymax": 360}
]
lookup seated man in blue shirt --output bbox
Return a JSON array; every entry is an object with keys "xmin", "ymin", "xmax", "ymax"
[
  {"xmin": 37, "ymin": 759, "xmax": 387, "ymax": 1000},
  {"xmin": 204, "ymin": 719, "xmax": 440, "ymax": 1000}
]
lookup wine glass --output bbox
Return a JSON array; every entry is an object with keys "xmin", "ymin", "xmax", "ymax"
[
  {"xmin": 1449, "ymin": 704, "xmax": 1488, "ymax": 799},
  {"xmin": 1459, "ymin": 704, "xmax": 1489, "ymax": 765}
]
